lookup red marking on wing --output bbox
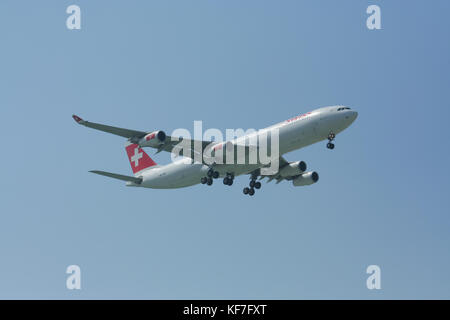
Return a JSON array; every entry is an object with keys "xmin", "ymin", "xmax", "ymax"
[{"xmin": 72, "ymin": 115, "xmax": 83, "ymax": 123}]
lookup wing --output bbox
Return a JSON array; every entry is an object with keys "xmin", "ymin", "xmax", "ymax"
[
  {"xmin": 73, "ymin": 114, "xmax": 212, "ymax": 157},
  {"xmin": 153, "ymin": 136, "xmax": 213, "ymax": 158},
  {"xmin": 72, "ymin": 115, "xmax": 147, "ymax": 139},
  {"xmin": 258, "ymin": 156, "xmax": 290, "ymax": 184}
]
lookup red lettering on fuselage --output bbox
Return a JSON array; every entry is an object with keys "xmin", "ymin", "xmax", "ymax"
[{"xmin": 286, "ymin": 112, "xmax": 312, "ymax": 123}]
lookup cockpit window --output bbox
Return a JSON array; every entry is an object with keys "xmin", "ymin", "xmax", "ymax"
[{"xmin": 337, "ymin": 107, "xmax": 351, "ymax": 111}]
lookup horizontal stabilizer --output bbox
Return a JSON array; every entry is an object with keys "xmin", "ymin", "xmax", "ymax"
[{"xmin": 89, "ymin": 170, "xmax": 143, "ymax": 184}]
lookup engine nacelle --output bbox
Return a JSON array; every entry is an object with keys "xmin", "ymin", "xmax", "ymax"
[
  {"xmin": 279, "ymin": 161, "xmax": 307, "ymax": 178},
  {"xmin": 138, "ymin": 130, "xmax": 166, "ymax": 147},
  {"xmin": 292, "ymin": 171, "xmax": 319, "ymax": 186}
]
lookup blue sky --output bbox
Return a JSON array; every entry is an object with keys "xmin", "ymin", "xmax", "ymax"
[{"xmin": 0, "ymin": 0, "xmax": 449, "ymax": 299}]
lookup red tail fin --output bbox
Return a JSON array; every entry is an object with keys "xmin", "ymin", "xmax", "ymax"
[{"xmin": 125, "ymin": 143, "xmax": 157, "ymax": 175}]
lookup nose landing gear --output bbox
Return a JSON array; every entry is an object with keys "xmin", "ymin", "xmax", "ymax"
[{"xmin": 326, "ymin": 132, "xmax": 335, "ymax": 149}]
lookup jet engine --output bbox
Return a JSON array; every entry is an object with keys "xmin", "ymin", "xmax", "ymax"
[
  {"xmin": 292, "ymin": 171, "xmax": 319, "ymax": 186},
  {"xmin": 279, "ymin": 161, "xmax": 307, "ymax": 178},
  {"xmin": 138, "ymin": 130, "xmax": 166, "ymax": 147}
]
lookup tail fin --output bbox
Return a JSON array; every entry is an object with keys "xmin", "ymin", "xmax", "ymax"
[{"xmin": 125, "ymin": 143, "xmax": 157, "ymax": 176}]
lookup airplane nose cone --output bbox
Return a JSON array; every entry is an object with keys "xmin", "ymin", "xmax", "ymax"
[
  {"xmin": 343, "ymin": 110, "xmax": 358, "ymax": 126},
  {"xmin": 346, "ymin": 110, "xmax": 358, "ymax": 123}
]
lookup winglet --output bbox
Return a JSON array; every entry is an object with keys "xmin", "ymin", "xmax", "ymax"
[{"xmin": 72, "ymin": 114, "xmax": 85, "ymax": 124}]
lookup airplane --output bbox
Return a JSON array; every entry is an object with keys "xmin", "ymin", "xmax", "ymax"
[{"xmin": 72, "ymin": 105, "xmax": 357, "ymax": 196}]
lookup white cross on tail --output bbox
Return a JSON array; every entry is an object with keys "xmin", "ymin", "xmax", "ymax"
[{"xmin": 131, "ymin": 148, "xmax": 143, "ymax": 167}]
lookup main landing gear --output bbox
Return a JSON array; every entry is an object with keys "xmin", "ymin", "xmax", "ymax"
[
  {"xmin": 200, "ymin": 176, "xmax": 213, "ymax": 186},
  {"xmin": 223, "ymin": 173, "xmax": 234, "ymax": 186},
  {"xmin": 326, "ymin": 132, "xmax": 335, "ymax": 150},
  {"xmin": 200, "ymin": 168, "xmax": 220, "ymax": 186},
  {"xmin": 243, "ymin": 177, "xmax": 261, "ymax": 196},
  {"xmin": 201, "ymin": 168, "xmax": 263, "ymax": 197}
]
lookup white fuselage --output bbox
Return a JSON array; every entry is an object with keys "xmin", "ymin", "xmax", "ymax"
[{"xmin": 134, "ymin": 106, "xmax": 358, "ymax": 189}]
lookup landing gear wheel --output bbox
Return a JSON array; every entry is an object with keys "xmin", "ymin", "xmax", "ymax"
[
  {"xmin": 249, "ymin": 180, "xmax": 256, "ymax": 188},
  {"xmin": 224, "ymin": 174, "xmax": 234, "ymax": 186},
  {"xmin": 254, "ymin": 182, "xmax": 261, "ymax": 189},
  {"xmin": 248, "ymin": 188, "xmax": 255, "ymax": 196},
  {"xmin": 327, "ymin": 132, "xmax": 336, "ymax": 149},
  {"xmin": 224, "ymin": 173, "xmax": 234, "ymax": 186},
  {"xmin": 243, "ymin": 187, "xmax": 250, "ymax": 195},
  {"xmin": 207, "ymin": 177, "xmax": 213, "ymax": 185},
  {"xmin": 212, "ymin": 171, "xmax": 219, "ymax": 179},
  {"xmin": 201, "ymin": 177, "xmax": 207, "ymax": 184},
  {"xmin": 207, "ymin": 169, "xmax": 214, "ymax": 177}
]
